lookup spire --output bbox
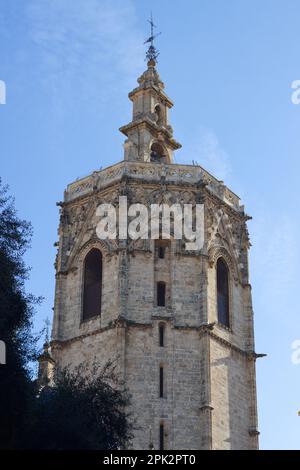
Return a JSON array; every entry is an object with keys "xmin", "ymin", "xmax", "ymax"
[
  {"xmin": 119, "ymin": 16, "xmax": 181, "ymax": 164},
  {"xmin": 37, "ymin": 341, "xmax": 55, "ymax": 389},
  {"xmin": 37, "ymin": 317, "xmax": 55, "ymax": 389},
  {"xmin": 144, "ymin": 13, "xmax": 161, "ymax": 64}
]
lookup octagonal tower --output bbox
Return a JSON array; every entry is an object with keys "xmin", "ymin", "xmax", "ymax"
[{"xmin": 49, "ymin": 53, "xmax": 260, "ymax": 450}]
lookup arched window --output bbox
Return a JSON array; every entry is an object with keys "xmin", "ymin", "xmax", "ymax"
[
  {"xmin": 216, "ymin": 258, "xmax": 230, "ymax": 327},
  {"xmin": 157, "ymin": 282, "xmax": 166, "ymax": 307},
  {"xmin": 150, "ymin": 142, "xmax": 166, "ymax": 163},
  {"xmin": 82, "ymin": 248, "xmax": 102, "ymax": 321},
  {"xmin": 159, "ymin": 323, "xmax": 165, "ymax": 347}
]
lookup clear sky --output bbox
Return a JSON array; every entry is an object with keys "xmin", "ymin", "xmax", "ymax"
[{"xmin": 1, "ymin": 0, "xmax": 299, "ymax": 450}]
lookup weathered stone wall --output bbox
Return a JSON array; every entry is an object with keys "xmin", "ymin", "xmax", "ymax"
[
  {"xmin": 50, "ymin": 161, "xmax": 258, "ymax": 450},
  {"xmin": 52, "ymin": 328, "xmax": 119, "ymax": 373},
  {"xmin": 210, "ymin": 338, "xmax": 255, "ymax": 450},
  {"xmin": 124, "ymin": 324, "xmax": 203, "ymax": 450}
]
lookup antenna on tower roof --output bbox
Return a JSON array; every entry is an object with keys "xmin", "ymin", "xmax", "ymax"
[{"xmin": 144, "ymin": 12, "xmax": 161, "ymax": 63}]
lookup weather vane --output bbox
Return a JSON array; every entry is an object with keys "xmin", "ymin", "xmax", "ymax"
[{"xmin": 144, "ymin": 13, "xmax": 161, "ymax": 63}]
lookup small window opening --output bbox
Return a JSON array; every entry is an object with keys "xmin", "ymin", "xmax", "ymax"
[
  {"xmin": 159, "ymin": 366, "xmax": 164, "ymax": 398},
  {"xmin": 157, "ymin": 282, "xmax": 166, "ymax": 307},
  {"xmin": 160, "ymin": 423, "xmax": 164, "ymax": 450},
  {"xmin": 159, "ymin": 324, "xmax": 165, "ymax": 347},
  {"xmin": 158, "ymin": 246, "xmax": 165, "ymax": 259}
]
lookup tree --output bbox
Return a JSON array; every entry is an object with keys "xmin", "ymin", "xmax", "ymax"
[
  {"xmin": 0, "ymin": 179, "xmax": 132, "ymax": 449},
  {"xmin": 0, "ymin": 179, "xmax": 40, "ymax": 449},
  {"xmin": 24, "ymin": 361, "xmax": 133, "ymax": 450}
]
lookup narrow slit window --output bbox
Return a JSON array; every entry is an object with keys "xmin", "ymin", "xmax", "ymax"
[
  {"xmin": 159, "ymin": 366, "xmax": 164, "ymax": 398},
  {"xmin": 160, "ymin": 423, "xmax": 164, "ymax": 450},
  {"xmin": 157, "ymin": 282, "xmax": 166, "ymax": 307},
  {"xmin": 159, "ymin": 324, "xmax": 165, "ymax": 347},
  {"xmin": 158, "ymin": 246, "xmax": 165, "ymax": 259}
]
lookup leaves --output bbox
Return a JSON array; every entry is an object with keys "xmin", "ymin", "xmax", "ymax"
[
  {"xmin": 23, "ymin": 361, "xmax": 133, "ymax": 450},
  {"xmin": 0, "ymin": 179, "xmax": 132, "ymax": 450},
  {"xmin": 0, "ymin": 179, "xmax": 39, "ymax": 449}
]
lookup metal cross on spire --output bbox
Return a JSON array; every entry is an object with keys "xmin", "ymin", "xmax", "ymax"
[{"xmin": 144, "ymin": 13, "xmax": 161, "ymax": 63}]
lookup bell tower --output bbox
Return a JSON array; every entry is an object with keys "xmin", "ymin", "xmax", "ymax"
[
  {"xmin": 49, "ymin": 16, "xmax": 261, "ymax": 450},
  {"xmin": 119, "ymin": 17, "xmax": 181, "ymax": 164}
]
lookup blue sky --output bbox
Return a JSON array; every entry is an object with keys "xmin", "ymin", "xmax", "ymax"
[{"xmin": 0, "ymin": 0, "xmax": 299, "ymax": 450}]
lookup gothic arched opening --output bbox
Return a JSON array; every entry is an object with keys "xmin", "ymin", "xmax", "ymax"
[
  {"xmin": 82, "ymin": 248, "xmax": 102, "ymax": 321},
  {"xmin": 150, "ymin": 142, "xmax": 168, "ymax": 163},
  {"xmin": 216, "ymin": 258, "xmax": 230, "ymax": 327}
]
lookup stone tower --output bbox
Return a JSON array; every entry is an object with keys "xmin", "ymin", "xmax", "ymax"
[{"xmin": 50, "ymin": 49, "xmax": 261, "ymax": 450}]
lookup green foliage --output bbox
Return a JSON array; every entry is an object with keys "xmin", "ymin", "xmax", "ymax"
[
  {"xmin": 24, "ymin": 361, "xmax": 133, "ymax": 450},
  {"xmin": 0, "ymin": 179, "xmax": 132, "ymax": 449},
  {"xmin": 0, "ymin": 178, "xmax": 40, "ymax": 449}
]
